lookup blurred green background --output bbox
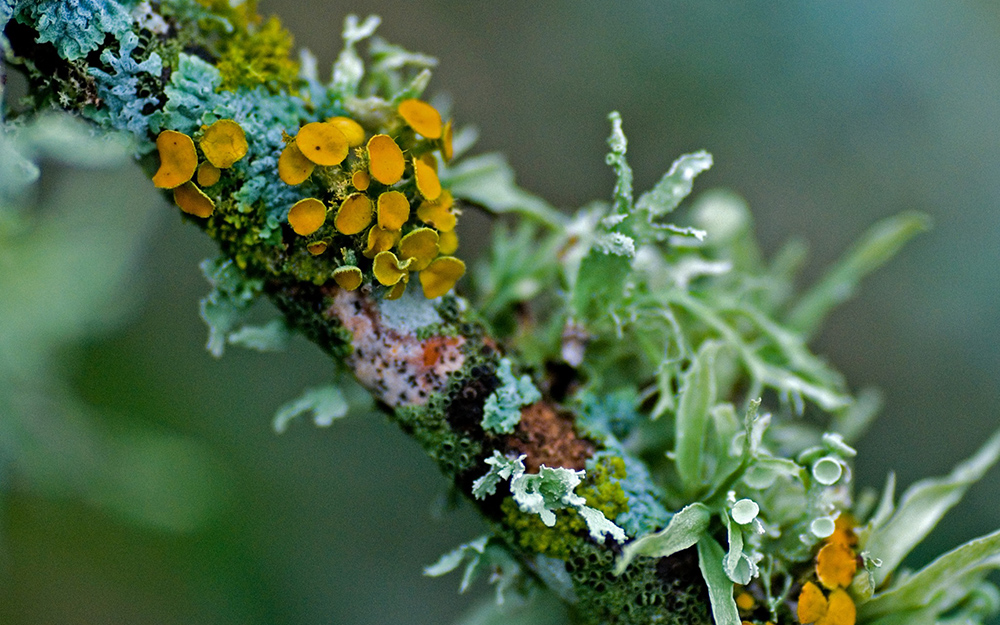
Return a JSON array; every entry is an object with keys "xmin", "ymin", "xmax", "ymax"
[{"xmin": 3, "ymin": 1, "xmax": 1000, "ymax": 623}]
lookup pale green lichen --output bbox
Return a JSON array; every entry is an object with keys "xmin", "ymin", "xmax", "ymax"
[{"xmin": 481, "ymin": 358, "xmax": 540, "ymax": 434}]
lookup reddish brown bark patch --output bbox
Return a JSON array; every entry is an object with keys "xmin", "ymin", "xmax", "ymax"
[{"xmin": 507, "ymin": 402, "xmax": 594, "ymax": 472}]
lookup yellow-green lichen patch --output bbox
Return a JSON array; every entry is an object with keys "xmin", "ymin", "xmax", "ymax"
[
  {"xmin": 153, "ymin": 130, "xmax": 198, "ymax": 189},
  {"xmin": 398, "ymin": 98, "xmax": 442, "ymax": 139},
  {"xmin": 441, "ymin": 119, "xmax": 454, "ymax": 161},
  {"xmin": 199, "ymin": 119, "xmax": 248, "ymax": 168},
  {"xmin": 398, "ymin": 228, "xmax": 439, "ymax": 271},
  {"xmin": 287, "ymin": 197, "xmax": 327, "ymax": 235},
  {"xmin": 173, "ymin": 181, "xmax": 215, "ymax": 218},
  {"xmin": 352, "ymin": 169, "xmax": 371, "ymax": 191},
  {"xmin": 367, "ymin": 134, "xmax": 405, "ymax": 185},
  {"xmin": 377, "ymin": 191, "xmax": 410, "ymax": 231},
  {"xmin": 413, "ymin": 156, "xmax": 441, "ymax": 200},
  {"xmin": 333, "ymin": 265, "xmax": 363, "ymax": 290},
  {"xmin": 278, "ymin": 141, "xmax": 316, "ymax": 185},
  {"xmin": 386, "ymin": 275, "xmax": 408, "ymax": 300},
  {"xmin": 306, "ymin": 241, "xmax": 328, "ymax": 255},
  {"xmin": 328, "ymin": 116, "xmax": 366, "ymax": 147},
  {"xmin": 296, "ymin": 122, "xmax": 348, "ymax": 166},
  {"xmin": 335, "ymin": 193, "xmax": 374, "ymax": 235},
  {"xmin": 419, "ymin": 256, "xmax": 465, "ymax": 299}
]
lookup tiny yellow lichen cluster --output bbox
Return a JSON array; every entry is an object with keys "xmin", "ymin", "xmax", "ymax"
[
  {"xmin": 152, "ymin": 119, "xmax": 248, "ymax": 218},
  {"xmin": 277, "ymin": 98, "xmax": 464, "ymax": 299},
  {"xmin": 796, "ymin": 515, "xmax": 858, "ymax": 625}
]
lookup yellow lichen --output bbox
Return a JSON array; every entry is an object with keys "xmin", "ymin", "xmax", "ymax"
[
  {"xmin": 287, "ymin": 197, "xmax": 327, "ymax": 236},
  {"xmin": 438, "ymin": 229, "xmax": 458, "ymax": 255},
  {"xmin": 199, "ymin": 119, "xmax": 248, "ymax": 168},
  {"xmin": 333, "ymin": 265, "xmax": 363, "ymax": 290},
  {"xmin": 173, "ymin": 181, "xmax": 215, "ymax": 218},
  {"xmin": 328, "ymin": 116, "xmax": 366, "ymax": 147},
  {"xmin": 373, "ymin": 251, "xmax": 412, "ymax": 286},
  {"xmin": 352, "ymin": 170, "xmax": 371, "ymax": 191},
  {"xmin": 334, "ymin": 193, "xmax": 373, "ymax": 235},
  {"xmin": 441, "ymin": 119, "xmax": 454, "ymax": 161},
  {"xmin": 419, "ymin": 256, "xmax": 465, "ymax": 299},
  {"xmin": 398, "ymin": 98, "xmax": 442, "ymax": 139},
  {"xmin": 413, "ymin": 156, "xmax": 442, "ymax": 200},
  {"xmin": 417, "ymin": 190, "xmax": 456, "ymax": 231},
  {"xmin": 398, "ymin": 228, "xmax": 439, "ymax": 271},
  {"xmin": 823, "ymin": 589, "xmax": 856, "ymax": 625},
  {"xmin": 377, "ymin": 191, "xmax": 410, "ymax": 231},
  {"xmin": 306, "ymin": 241, "xmax": 328, "ymax": 255},
  {"xmin": 364, "ymin": 225, "xmax": 400, "ymax": 258},
  {"xmin": 196, "ymin": 161, "xmax": 221, "ymax": 187},
  {"xmin": 816, "ymin": 543, "xmax": 857, "ymax": 589},
  {"xmin": 386, "ymin": 275, "xmax": 408, "ymax": 300},
  {"xmin": 296, "ymin": 122, "xmax": 348, "ymax": 166},
  {"xmin": 278, "ymin": 142, "xmax": 316, "ymax": 185},
  {"xmin": 735, "ymin": 592, "xmax": 755, "ymax": 612},
  {"xmin": 367, "ymin": 134, "xmax": 405, "ymax": 185},
  {"xmin": 798, "ymin": 581, "xmax": 827, "ymax": 624},
  {"xmin": 153, "ymin": 130, "xmax": 198, "ymax": 189}
]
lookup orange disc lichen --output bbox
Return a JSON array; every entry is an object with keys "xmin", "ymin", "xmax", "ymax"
[
  {"xmin": 328, "ymin": 116, "xmax": 366, "ymax": 147},
  {"xmin": 199, "ymin": 119, "xmax": 248, "ymax": 168},
  {"xmin": 398, "ymin": 228, "xmax": 439, "ymax": 271},
  {"xmin": 419, "ymin": 256, "xmax": 465, "ymax": 299},
  {"xmin": 413, "ymin": 157, "xmax": 442, "ymax": 200},
  {"xmin": 334, "ymin": 193, "xmax": 374, "ymax": 235},
  {"xmin": 398, "ymin": 99, "xmax": 442, "ymax": 139},
  {"xmin": 386, "ymin": 276, "xmax": 408, "ymax": 300},
  {"xmin": 377, "ymin": 191, "xmax": 410, "ymax": 231},
  {"xmin": 287, "ymin": 198, "xmax": 327, "ymax": 235},
  {"xmin": 373, "ymin": 251, "xmax": 411, "ymax": 286},
  {"xmin": 797, "ymin": 581, "xmax": 827, "ymax": 624},
  {"xmin": 352, "ymin": 170, "xmax": 371, "ymax": 191},
  {"xmin": 417, "ymin": 190, "xmax": 456, "ymax": 231},
  {"xmin": 278, "ymin": 142, "xmax": 316, "ymax": 185},
  {"xmin": 823, "ymin": 589, "xmax": 856, "ymax": 625},
  {"xmin": 296, "ymin": 122, "xmax": 348, "ymax": 166},
  {"xmin": 333, "ymin": 265, "xmax": 363, "ymax": 291},
  {"xmin": 364, "ymin": 225, "xmax": 400, "ymax": 258},
  {"xmin": 816, "ymin": 543, "xmax": 857, "ymax": 589},
  {"xmin": 152, "ymin": 130, "xmax": 198, "ymax": 189},
  {"xmin": 367, "ymin": 134, "xmax": 405, "ymax": 185},
  {"xmin": 306, "ymin": 241, "xmax": 329, "ymax": 255},
  {"xmin": 173, "ymin": 181, "xmax": 215, "ymax": 218},
  {"xmin": 438, "ymin": 229, "xmax": 458, "ymax": 255},
  {"xmin": 196, "ymin": 161, "xmax": 221, "ymax": 187}
]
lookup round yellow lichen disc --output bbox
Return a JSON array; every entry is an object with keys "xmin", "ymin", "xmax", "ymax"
[
  {"xmin": 397, "ymin": 99, "xmax": 442, "ymax": 139},
  {"xmin": 173, "ymin": 181, "xmax": 215, "ymax": 218},
  {"xmin": 364, "ymin": 225, "xmax": 400, "ymax": 258},
  {"xmin": 287, "ymin": 198, "xmax": 327, "ymax": 236},
  {"xmin": 441, "ymin": 119, "xmax": 454, "ymax": 161},
  {"xmin": 398, "ymin": 227, "xmax": 439, "ymax": 271},
  {"xmin": 367, "ymin": 134, "xmax": 405, "ymax": 185},
  {"xmin": 196, "ymin": 161, "xmax": 221, "ymax": 187},
  {"xmin": 413, "ymin": 157, "xmax": 442, "ymax": 200},
  {"xmin": 824, "ymin": 589, "xmax": 856, "ymax": 625},
  {"xmin": 306, "ymin": 241, "xmax": 329, "ymax": 256},
  {"xmin": 152, "ymin": 130, "xmax": 198, "ymax": 189},
  {"xmin": 373, "ymin": 251, "xmax": 411, "ymax": 286},
  {"xmin": 278, "ymin": 142, "xmax": 316, "ymax": 185},
  {"xmin": 296, "ymin": 122, "xmax": 349, "ymax": 166},
  {"xmin": 328, "ymin": 116, "xmax": 366, "ymax": 147},
  {"xmin": 438, "ymin": 229, "xmax": 458, "ymax": 255},
  {"xmin": 816, "ymin": 543, "xmax": 857, "ymax": 589},
  {"xmin": 333, "ymin": 265, "xmax": 363, "ymax": 290},
  {"xmin": 419, "ymin": 256, "xmax": 466, "ymax": 299},
  {"xmin": 377, "ymin": 191, "xmax": 410, "ymax": 231},
  {"xmin": 334, "ymin": 193, "xmax": 374, "ymax": 235},
  {"xmin": 352, "ymin": 170, "xmax": 371, "ymax": 191},
  {"xmin": 199, "ymin": 119, "xmax": 248, "ymax": 168},
  {"xmin": 417, "ymin": 190, "xmax": 456, "ymax": 231}
]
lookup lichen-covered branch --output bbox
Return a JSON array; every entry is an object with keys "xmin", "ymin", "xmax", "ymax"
[{"xmin": 4, "ymin": 3, "xmax": 1000, "ymax": 625}]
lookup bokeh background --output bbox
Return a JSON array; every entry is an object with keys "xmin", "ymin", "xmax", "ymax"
[{"xmin": 3, "ymin": 1, "xmax": 1000, "ymax": 623}]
